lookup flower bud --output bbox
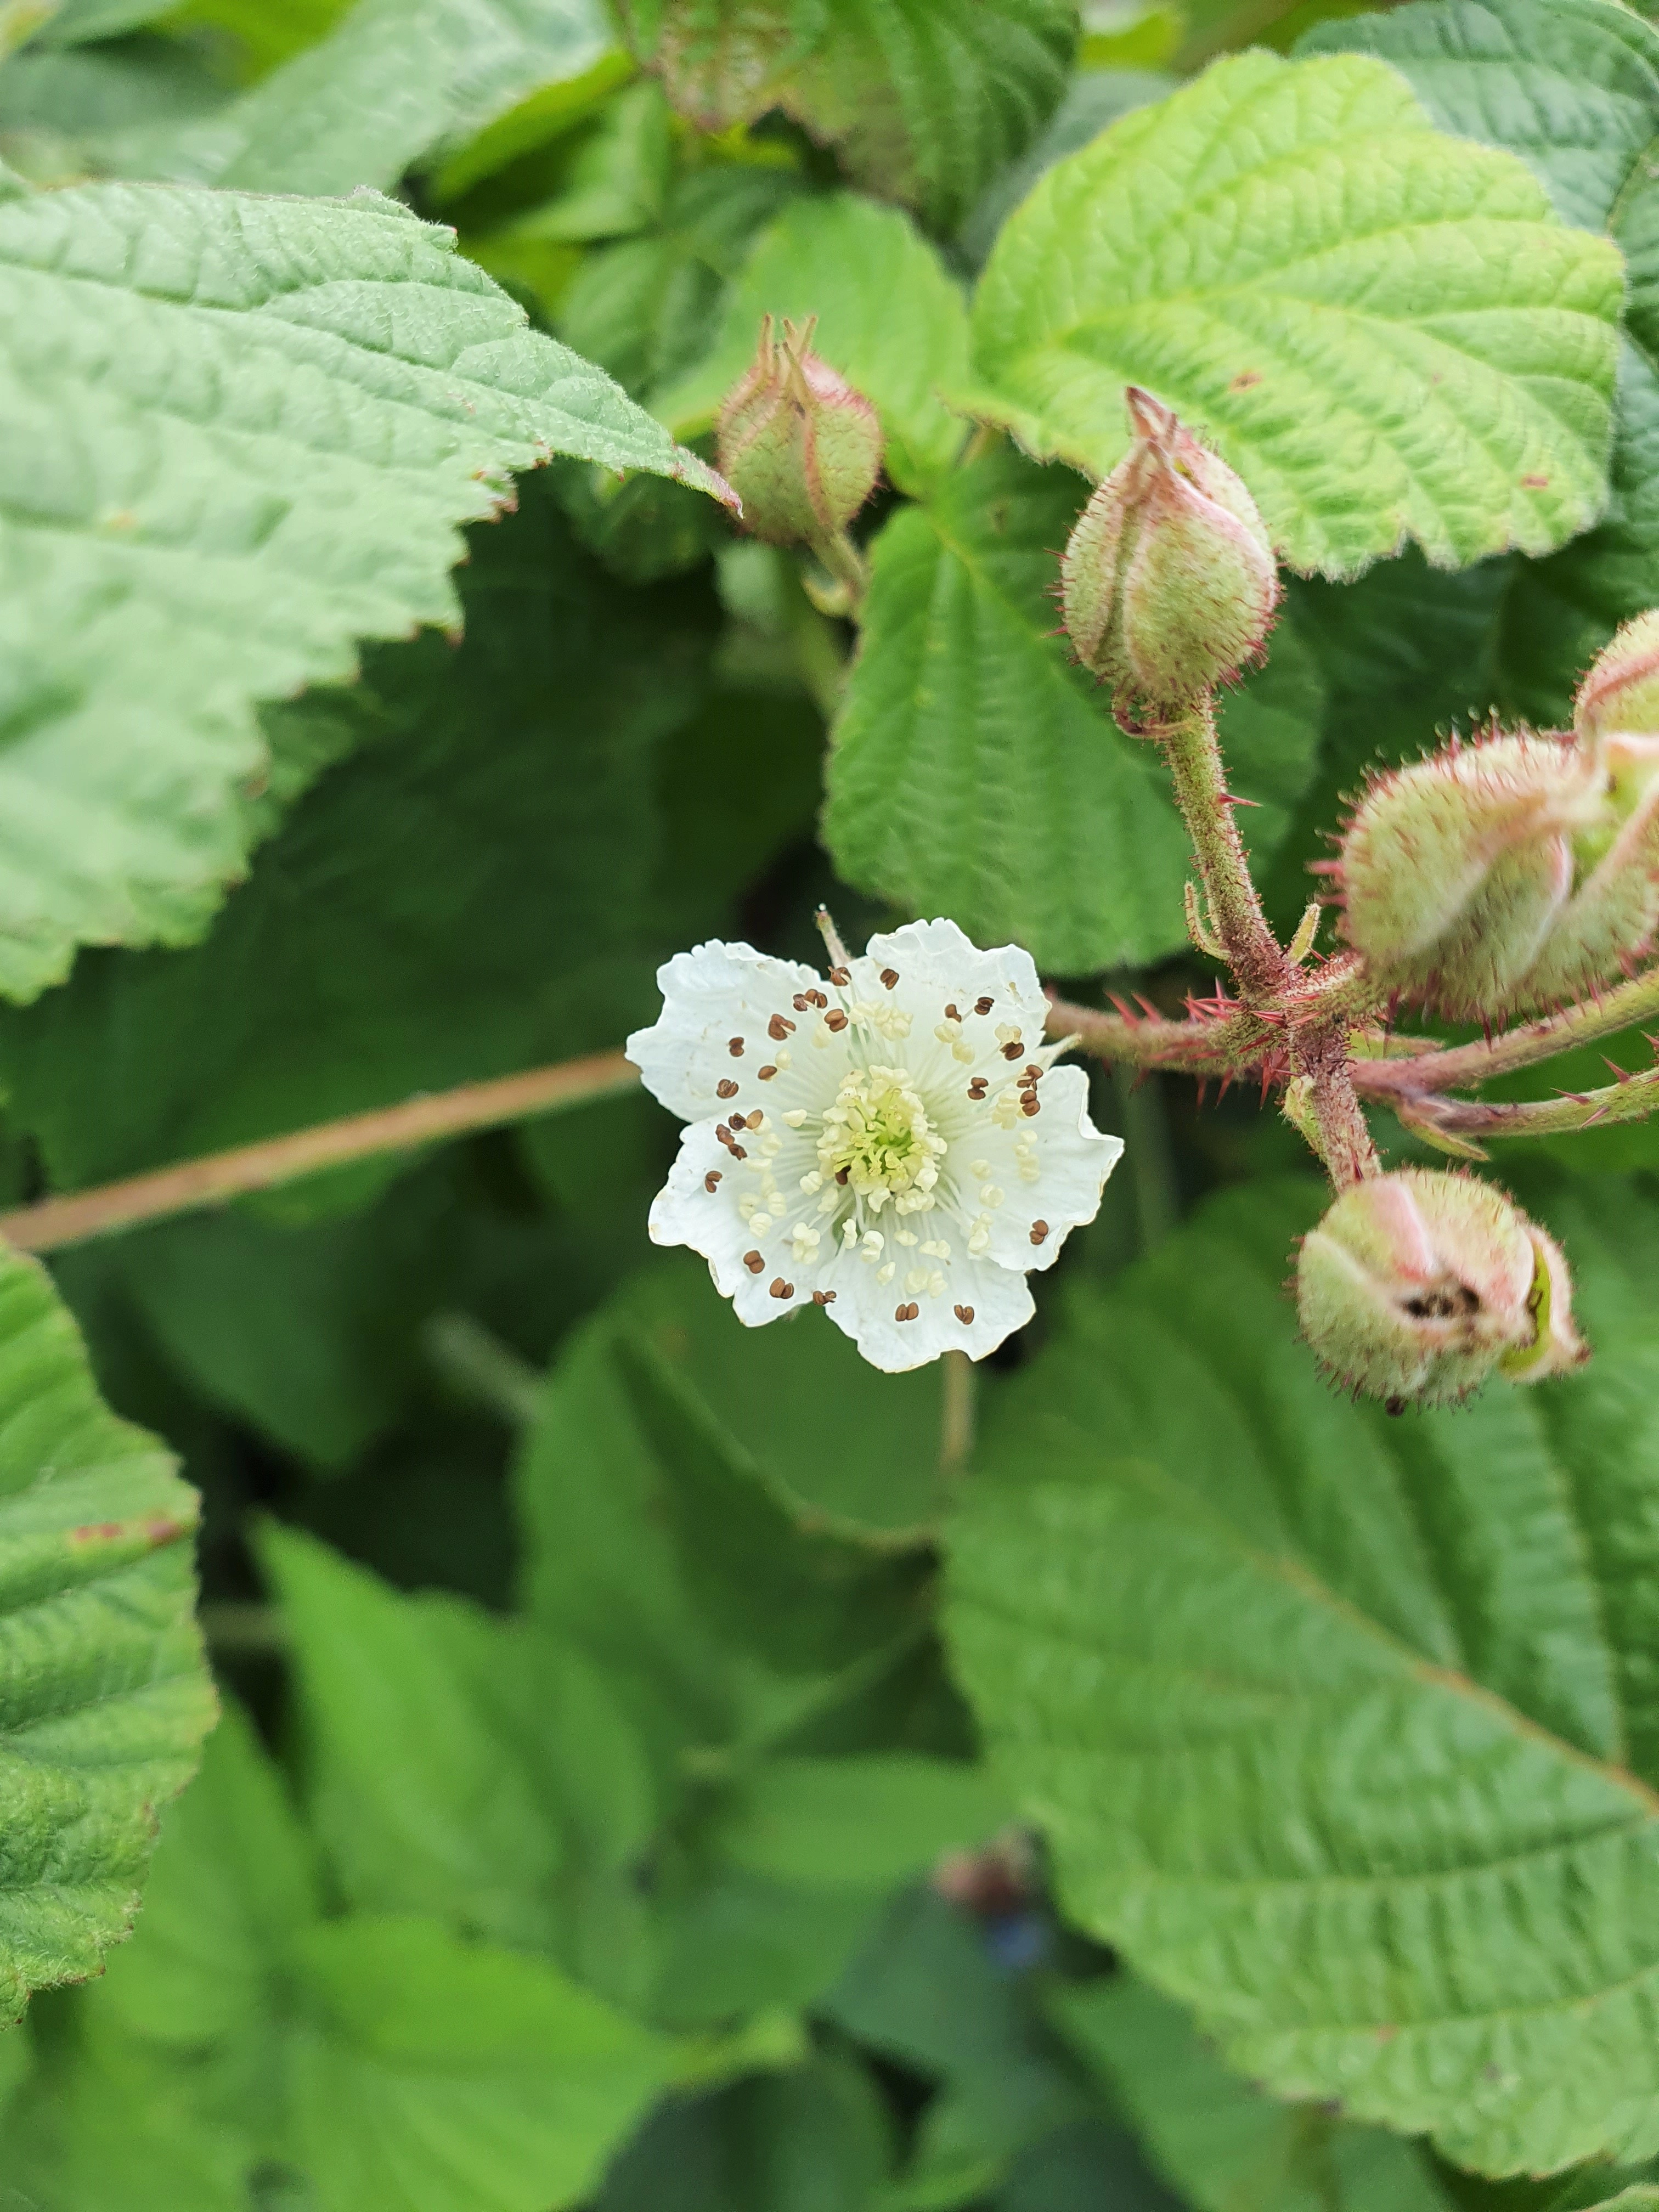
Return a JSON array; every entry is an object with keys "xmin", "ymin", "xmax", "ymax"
[
  {"xmin": 1059, "ymin": 387, "xmax": 1279, "ymax": 721},
  {"xmin": 1575, "ymin": 611, "xmax": 1659, "ymax": 739},
  {"xmin": 1335, "ymin": 720, "xmax": 1659, "ymax": 1019},
  {"xmin": 1297, "ymin": 1170, "xmax": 1587, "ymax": 1409},
  {"xmin": 715, "ymin": 314, "xmax": 883, "ymax": 548},
  {"xmin": 1335, "ymin": 732, "xmax": 1601, "ymax": 1019}
]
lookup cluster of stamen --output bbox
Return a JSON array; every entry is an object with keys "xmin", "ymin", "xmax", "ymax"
[{"xmin": 698, "ymin": 958, "xmax": 1053, "ymax": 1324}]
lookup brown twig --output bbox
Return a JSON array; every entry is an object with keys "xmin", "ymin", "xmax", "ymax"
[{"xmin": 0, "ymin": 1051, "xmax": 640, "ymax": 1254}]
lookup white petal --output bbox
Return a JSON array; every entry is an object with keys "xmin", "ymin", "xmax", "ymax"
[
  {"xmin": 958, "ymin": 1064, "xmax": 1122, "ymax": 1274},
  {"xmin": 861, "ymin": 918, "xmax": 1046, "ymax": 1031},
  {"xmin": 818, "ymin": 1244, "xmax": 1036, "ymax": 1374},
  {"xmin": 627, "ymin": 940, "xmax": 823, "ymax": 1124},
  {"xmin": 647, "ymin": 1123, "xmax": 802, "ymax": 1329}
]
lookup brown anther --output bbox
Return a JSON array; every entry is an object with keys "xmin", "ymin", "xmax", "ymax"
[
  {"xmin": 704, "ymin": 1171, "xmax": 723, "ymax": 1193},
  {"xmin": 758, "ymin": 1065, "xmax": 778, "ymax": 1081},
  {"xmin": 792, "ymin": 994, "xmax": 810, "ymax": 1012},
  {"xmin": 824, "ymin": 1009, "xmax": 849, "ymax": 1032},
  {"xmin": 1021, "ymin": 1097, "xmax": 1041, "ymax": 1117},
  {"xmin": 829, "ymin": 966, "xmax": 850, "ymax": 986},
  {"xmin": 1001, "ymin": 1042, "xmax": 1023, "ymax": 1061},
  {"xmin": 945, "ymin": 1003, "xmax": 961, "ymax": 1022},
  {"xmin": 812, "ymin": 1289, "xmax": 837, "ymax": 1305},
  {"xmin": 1029, "ymin": 1221, "xmax": 1049, "ymax": 1246},
  {"xmin": 744, "ymin": 1110, "xmax": 765, "ymax": 1130},
  {"xmin": 975, "ymin": 996, "xmax": 994, "ymax": 1015},
  {"xmin": 768, "ymin": 1014, "xmax": 795, "ymax": 1040},
  {"xmin": 728, "ymin": 1038, "xmax": 744, "ymax": 1057},
  {"xmin": 895, "ymin": 1301, "xmax": 919, "ymax": 1322},
  {"xmin": 769, "ymin": 1278, "xmax": 794, "ymax": 1300},
  {"xmin": 881, "ymin": 968, "xmax": 900, "ymax": 990},
  {"xmin": 835, "ymin": 1167, "xmax": 850, "ymax": 1184},
  {"xmin": 1023, "ymin": 1064, "xmax": 1042, "ymax": 1080},
  {"xmin": 744, "ymin": 1251, "xmax": 765, "ymax": 1273},
  {"xmin": 806, "ymin": 989, "xmax": 828, "ymax": 1008},
  {"xmin": 953, "ymin": 1304, "xmax": 975, "ymax": 1324},
  {"xmin": 730, "ymin": 1143, "xmax": 747, "ymax": 1160},
  {"xmin": 717, "ymin": 1078, "xmax": 740, "ymax": 1098},
  {"xmin": 967, "ymin": 1079, "xmax": 988, "ymax": 1100}
]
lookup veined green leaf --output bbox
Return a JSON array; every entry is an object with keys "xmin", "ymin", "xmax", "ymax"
[
  {"xmin": 0, "ymin": 184, "xmax": 727, "ymax": 1001},
  {"xmin": 0, "ymin": 1242, "xmax": 212, "ymax": 2023},
  {"xmin": 620, "ymin": 0, "xmax": 1076, "ymax": 231},
  {"xmin": 823, "ymin": 441, "xmax": 1325, "ymax": 972},
  {"xmin": 947, "ymin": 1176, "xmax": 1659, "ymax": 2175},
  {"xmin": 1302, "ymin": 0, "xmax": 1659, "ymax": 720},
  {"xmin": 652, "ymin": 191, "xmax": 969, "ymax": 498},
  {"xmin": 966, "ymin": 50, "xmax": 1623, "ymax": 577}
]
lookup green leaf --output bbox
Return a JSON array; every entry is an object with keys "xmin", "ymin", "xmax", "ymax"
[
  {"xmin": 0, "ymin": 478, "xmax": 704, "ymax": 1190},
  {"xmin": 1300, "ymin": 0, "xmax": 1659, "ymax": 718},
  {"xmin": 652, "ymin": 190, "xmax": 970, "ymax": 498},
  {"xmin": 965, "ymin": 49, "xmax": 1623, "ymax": 577},
  {"xmin": 551, "ymin": 161, "xmax": 804, "ymax": 397},
  {"xmin": 617, "ymin": 1249, "xmax": 951, "ymax": 1544},
  {"xmin": 0, "ymin": 1242, "xmax": 212, "ymax": 2024},
  {"xmin": 620, "ymin": 0, "xmax": 1076, "ymax": 231},
  {"xmin": 946, "ymin": 1175, "xmax": 1659, "ymax": 2175},
  {"xmin": 126, "ymin": 0, "xmax": 613, "ymax": 194},
  {"xmin": 822, "ymin": 441, "xmax": 1325, "ymax": 972},
  {"xmin": 0, "ymin": 182, "xmax": 727, "ymax": 1000},
  {"xmin": 713, "ymin": 1755, "xmax": 1008, "ymax": 1887},
  {"xmin": 596, "ymin": 2052, "xmax": 894, "ymax": 2212},
  {"xmin": 1056, "ymin": 1976, "xmax": 1454, "ymax": 2212},
  {"xmin": 261, "ymin": 1523, "xmax": 658, "ymax": 1988},
  {"xmin": 287, "ymin": 1914, "xmax": 673, "ymax": 2212}
]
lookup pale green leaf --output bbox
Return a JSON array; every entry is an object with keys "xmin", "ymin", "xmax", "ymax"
[
  {"xmin": 822, "ymin": 441, "xmax": 1325, "ymax": 972},
  {"xmin": 966, "ymin": 49, "xmax": 1623, "ymax": 577},
  {"xmin": 0, "ymin": 478, "xmax": 702, "ymax": 1192},
  {"xmin": 0, "ymin": 1244, "xmax": 212, "ymax": 2024},
  {"xmin": 651, "ymin": 190, "xmax": 969, "ymax": 498},
  {"xmin": 621, "ymin": 0, "xmax": 1076, "ymax": 230},
  {"xmin": 946, "ymin": 1176, "xmax": 1659, "ymax": 2175},
  {"xmin": 1301, "ymin": 0, "xmax": 1659, "ymax": 716},
  {"xmin": 287, "ymin": 1915, "xmax": 673, "ymax": 2212},
  {"xmin": 0, "ymin": 181, "xmax": 728, "ymax": 999},
  {"xmin": 126, "ymin": 0, "xmax": 612, "ymax": 194}
]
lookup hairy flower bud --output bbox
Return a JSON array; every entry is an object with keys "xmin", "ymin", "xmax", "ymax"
[
  {"xmin": 1297, "ymin": 1170, "xmax": 1587, "ymax": 1409},
  {"xmin": 715, "ymin": 314, "xmax": 882, "ymax": 548},
  {"xmin": 1335, "ymin": 726, "xmax": 1659, "ymax": 1019},
  {"xmin": 1059, "ymin": 386, "xmax": 1279, "ymax": 721},
  {"xmin": 1575, "ymin": 610, "xmax": 1659, "ymax": 739}
]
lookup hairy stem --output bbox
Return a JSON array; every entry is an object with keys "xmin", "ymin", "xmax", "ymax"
[
  {"xmin": 807, "ymin": 528, "xmax": 869, "ymax": 614},
  {"xmin": 1155, "ymin": 699, "xmax": 1292, "ymax": 1002},
  {"xmin": 1396, "ymin": 1063, "xmax": 1659, "ymax": 1147},
  {"xmin": 1354, "ymin": 963, "xmax": 1659, "ymax": 1097},
  {"xmin": 0, "ymin": 1049, "xmax": 640, "ymax": 1254}
]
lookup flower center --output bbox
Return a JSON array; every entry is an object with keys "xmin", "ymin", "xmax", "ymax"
[{"xmin": 816, "ymin": 1064, "xmax": 946, "ymax": 1215}]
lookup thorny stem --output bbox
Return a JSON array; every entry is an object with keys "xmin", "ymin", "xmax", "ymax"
[
  {"xmin": 1154, "ymin": 699, "xmax": 1293, "ymax": 1005},
  {"xmin": 1353, "ymin": 962, "xmax": 1659, "ymax": 1097}
]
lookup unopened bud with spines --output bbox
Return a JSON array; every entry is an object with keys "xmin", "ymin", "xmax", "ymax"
[
  {"xmin": 1297, "ymin": 1169, "xmax": 1587, "ymax": 1409},
  {"xmin": 715, "ymin": 315, "xmax": 882, "ymax": 549},
  {"xmin": 1335, "ymin": 722, "xmax": 1659, "ymax": 1021},
  {"xmin": 1060, "ymin": 387, "xmax": 1279, "ymax": 723},
  {"xmin": 1575, "ymin": 610, "xmax": 1659, "ymax": 740}
]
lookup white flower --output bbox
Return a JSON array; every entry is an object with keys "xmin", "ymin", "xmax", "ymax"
[{"xmin": 625, "ymin": 918, "xmax": 1123, "ymax": 1373}]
